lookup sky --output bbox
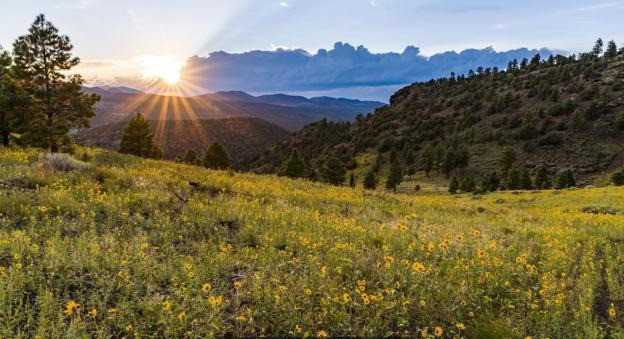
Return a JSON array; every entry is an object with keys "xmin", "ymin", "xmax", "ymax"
[{"xmin": 1, "ymin": 0, "xmax": 623, "ymax": 99}]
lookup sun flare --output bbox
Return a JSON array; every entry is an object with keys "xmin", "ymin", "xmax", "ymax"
[{"xmin": 137, "ymin": 55, "xmax": 184, "ymax": 85}]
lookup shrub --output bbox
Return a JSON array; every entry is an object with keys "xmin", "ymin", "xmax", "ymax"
[
  {"xmin": 581, "ymin": 206, "xmax": 618, "ymax": 215},
  {"xmin": 41, "ymin": 153, "xmax": 90, "ymax": 172},
  {"xmin": 612, "ymin": 169, "xmax": 624, "ymax": 186}
]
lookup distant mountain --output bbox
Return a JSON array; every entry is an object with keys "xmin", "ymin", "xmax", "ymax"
[
  {"xmin": 251, "ymin": 51, "xmax": 624, "ymax": 182},
  {"xmin": 76, "ymin": 117, "xmax": 290, "ymax": 165},
  {"xmin": 84, "ymin": 87, "xmax": 384, "ymax": 131}
]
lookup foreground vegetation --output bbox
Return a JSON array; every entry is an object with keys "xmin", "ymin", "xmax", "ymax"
[{"xmin": 2, "ymin": 147, "xmax": 624, "ymax": 338}]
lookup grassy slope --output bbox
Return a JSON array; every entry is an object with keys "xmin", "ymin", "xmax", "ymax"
[{"xmin": 1, "ymin": 147, "xmax": 624, "ymax": 338}]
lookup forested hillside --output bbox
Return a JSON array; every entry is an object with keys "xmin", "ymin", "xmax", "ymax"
[
  {"xmin": 76, "ymin": 118, "xmax": 290, "ymax": 165},
  {"xmin": 252, "ymin": 40, "xmax": 624, "ymax": 186}
]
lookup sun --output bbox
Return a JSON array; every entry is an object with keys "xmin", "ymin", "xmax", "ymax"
[{"xmin": 137, "ymin": 55, "xmax": 184, "ymax": 85}]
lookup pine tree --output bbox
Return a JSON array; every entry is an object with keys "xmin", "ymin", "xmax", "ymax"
[
  {"xmin": 534, "ymin": 165, "xmax": 552, "ymax": 189},
  {"xmin": 442, "ymin": 147, "xmax": 457, "ymax": 178},
  {"xmin": 320, "ymin": 156, "xmax": 346, "ymax": 186},
  {"xmin": 280, "ymin": 150, "xmax": 306, "ymax": 178},
  {"xmin": 483, "ymin": 171, "xmax": 501, "ymax": 192},
  {"xmin": 455, "ymin": 145, "xmax": 470, "ymax": 176},
  {"xmin": 605, "ymin": 40, "xmax": 618, "ymax": 58},
  {"xmin": 363, "ymin": 170, "xmax": 377, "ymax": 190},
  {"xmin": 612, "ymin": 169, "xmax": 624, "ymax": 186},
  {"xmin": 0, "ymin": 48, "xmax": 20, "ymax": 146},
  {"xmin": 556, "ymin": 169, "xmax": 576, "ymax": 189},
  {"xmin": 499, "ymin": 146, "xmax": 517, "ymax": 176},
  {"xmin": 459, "ymin": 176, "xmax": 476, "ymax": 193},
  {"xmin": 421, "ymin": 145, "xmax": 434, "ymax": 177},
  {"xmin": 448, "ymin": 176, "xmax": 459, "ymax": 194},
  {"xmin": 592, "ymin": 38, "xmax": 604, "ymax": 56},
  {"xmin": 12, "ymin": 14, "xmax": 99, "ymax": 152},
  {"xmin": 119, "ymin": 113, "xmax": 162, "ymax": 159},
  {"xmin": 519, "ymin": 168, "xmax": 533, "ymax": 190},
  {"xmin": 203, "ymin": 142, "xmax": 230, "ymax": 170},
  {"xmin": 385, "ymin": 159, "xmax": 403, "ymax": 192},
  {"xmin": 181, "ymin": 149, "xmax": 200, "ymax": 165},
  {"xmin": 506, "ymin": 166, "xmax": 522, "ymax": 190}
]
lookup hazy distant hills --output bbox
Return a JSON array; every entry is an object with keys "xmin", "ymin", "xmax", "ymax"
[
  {"xmin": 84, "ymin": 86, "xmax": 384, "ymax": 131},
  {"xmin": 76, "ymin": 117, "xmax": 290, "ymax": 164}
]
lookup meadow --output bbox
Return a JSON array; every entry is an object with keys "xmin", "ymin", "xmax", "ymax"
[{"xmin": 1, "ymin": 147, "xmax": 624, "ymax": 338}]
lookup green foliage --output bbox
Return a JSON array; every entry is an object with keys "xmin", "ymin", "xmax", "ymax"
[
  {"xmin": 611, "ymin": 169, "xmax": 624, "ymax": 186},
  {"xmin": 363, "ymin": 170, "xmax": 378, "ymax": 190},
  {"xmin": 581, "ymin": 205, "xmax": 618, "ymax": 215},
  {"xmin": 499, "ymin": 147, "xmax": 517, "ymax": 176},
  {"xmin": 616, "ymin": 112, "xmax": 624, "ymax": 131},
  {"xmin": 506, "ymin": 166, "xmax": 522, "ymax": 190},
  {"xmin": 605, "ymin": 40, "xmax": 618, "ymax": 58},
  {"xmin": 385, "ymin": 159, "xmax": 403, "ymax": 191},
  {"xmin": 448, "ymin": 176, "xmax": 459, "ymax": 194},
  {"xmin": 179, "ymin": 149, "xmax": 200, "ymax": 166},
  {"xmin": 482, "ymin": 171, "xmax": 501, "ymax": 192},
  {"xmin": 12, "ymin": 15, "xmax": 99, "ymax": 152},
  {"xmin": 280, "ymin": 150, "xmax": 307, "ymax": 179},
  {"xmin": 464, "ymin": 317, "xmax": 516, "ymax": 339},
  {"xmin": 320, "ymin": 156, "xmax": 346, "ymax": 186},
  {"xmin": 203, "ymin": 142, "xmax": 230, "ymax": 170},
  {"xmin": 556, "ymin": 169, "xmax": 576, "ymax": 189},
  {"xmin": 534, "ymin": 165, "xmax": 552, "ymax": 189},
  {"xmin": 119, "ymin": 113, "xmax": 163, "ymax": 159},
  {"xmin": 459, "ymin": 176, "xmax": 476, "ymax": 192}
]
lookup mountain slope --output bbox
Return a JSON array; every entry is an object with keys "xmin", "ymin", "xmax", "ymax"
[
  {"xmin": 76, "ymin": 117, "xmax": 290, "ymax": 164},
  {"xmin": 252, "ymin": 52, "xmax": 624, "ymax": 182},
  {"xmin": 85, "ymin": 87, "xmax": 384, "ymax": 131}
]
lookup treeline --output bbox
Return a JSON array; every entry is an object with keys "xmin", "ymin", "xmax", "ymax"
[{"xmin": 0, "ymin": 15, "xmax": 100, "ymax": 152}]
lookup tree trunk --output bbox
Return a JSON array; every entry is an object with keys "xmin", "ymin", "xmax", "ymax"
[{"xmin": 50, "ymin": 143, "xmax": 58, "ymax": 153}]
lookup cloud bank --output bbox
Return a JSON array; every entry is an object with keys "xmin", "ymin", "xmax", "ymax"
[{"xmin": 182, "ymin": 42, "xmax": 554, "ymax": 94}]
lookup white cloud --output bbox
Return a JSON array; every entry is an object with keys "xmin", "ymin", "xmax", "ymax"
[
  {"xmin": 494, "ymin": 23, "xmax": 508, "ymax": 30},
  {"xmin": 575, "ymin": 2, "xmax": 621, "ymax": 12},
  {"xmin": 279, "ymin": 2, "xmax": 290, "ymax": 7},
  {"xmin": 370, "ymin": 0, "xmax": 378, "ymax": 7}
]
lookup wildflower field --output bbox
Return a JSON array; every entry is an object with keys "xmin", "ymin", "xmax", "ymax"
[{"xmin": 1, "ymin": 147, "xmax": 624, "ymax": 339}]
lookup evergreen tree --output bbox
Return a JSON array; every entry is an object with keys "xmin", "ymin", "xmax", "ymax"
[
  {"xmin": 459, "ymin": 176, "xmax": 476, "ymax": 193},
  {"xmin": 484, "ymin": 171, "xmax": 501, "ymax": 192},
  {"xmin": 556, "ymin": 169, "xmax": 576, "ymax": 189},
  {"xmin": 499, "ymin": 146, "xmax": 517, "ymax": 176},
  {"xmin": 455, "ymin": 145, "xmax": 470, "ymax": 176},
  {"xmin": 404, "ymin": 149, "xmax": 415, "ymax": 167},
  {"xmin": 12, "ymin": 15, "xmax": 99, "ymax": 152},
  {"xmin": 363, "ymin": 170, "xmax": 378, "ymax": 190},
  {"xmin": 373, "ymin": 152, "xmax": 383, "ymax": 172},
  {"xmin": 181, "ymin": 149, "xmax": 200, "ymax": 165},
  {"xmin": 0, "ymin": 48, "xmax": 20, "ymax": 146},
  {"xmin": 442, "ymin": 147, "xmax": 457, "ymax": 178},
  {"xmin": 385, "ymin": 159, "xmax": 404, "ymax": 192},
  {"xmin": 605, "ymin": 40, "xmax": 618, "ymax": 58},
  {"xmin": 592, "ymin": 38, "xmax": 604, "ymax": 56},
  {"xmin": 421, "ymin": 145, "xmax": 434, "ymax": 177},
  {"xmin": 203, "ymin": 142, "xmax": 230, "ymax": 170},
  {"xmin": 519, "ymin": 168, "xmax": 533, "ymax": 190},
  {"xmin": 448, "ymin": 176, "xmax": 459, "ymax": 194},
  {"xmin": 320, "ymin": 156, "xmax": 346, "ymax": 186},
  {"xmin": 119, "ymin": 113, "xmax": 162, "ymax": 159},
  {"xmin": 612, "ymin": 169, "xmax": 624, "ymax": 186},
  {"xmin": 534, "ymin": 165, "xmax": 552, "ymax": 189},
  {"xmin": 280, "ymin": 150, "xmax": 306, "ymax": 178},
  {"xmin": 506, "ymin": 166, "xmax": 522, "ymax": 190}
]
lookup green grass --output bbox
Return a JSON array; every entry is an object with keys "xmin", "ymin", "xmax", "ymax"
[{"xmin": 1, "ymin": 147, "xmax": 624, "ymax": 338}]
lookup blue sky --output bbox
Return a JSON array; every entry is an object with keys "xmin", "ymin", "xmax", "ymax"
[{"xmin": 1, "ymin": 0, "xmax": 622, "ymax": 98}]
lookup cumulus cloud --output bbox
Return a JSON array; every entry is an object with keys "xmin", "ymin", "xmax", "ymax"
[{"xmin": 181, "ymin": 42, "xmax": 554, "ymax": 93}]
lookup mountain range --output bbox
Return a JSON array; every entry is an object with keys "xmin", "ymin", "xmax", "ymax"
[{"xmin": 84, "ymin": 86, "xmax": 384, "ymax": 131}]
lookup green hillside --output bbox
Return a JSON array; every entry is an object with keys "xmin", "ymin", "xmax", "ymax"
[
  {"xmin": 252, "ymin": 47, "xmax": 624, "ymax": 187},
  {"xmin": 2, "ymin": 147, "xmax": 624, "ymax": 338},
  {"xmin": 76, "ymin": 118, "xmax": 290, "ymax": 165}
]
